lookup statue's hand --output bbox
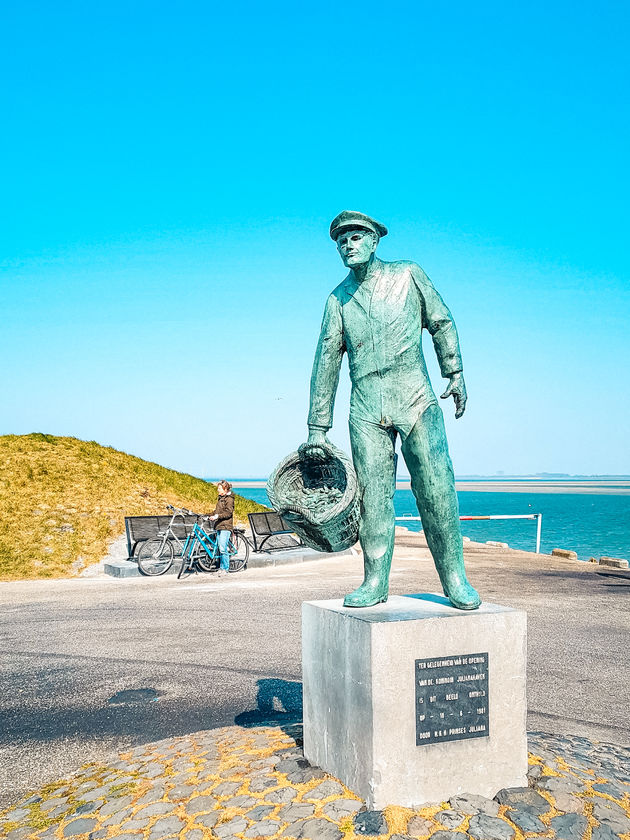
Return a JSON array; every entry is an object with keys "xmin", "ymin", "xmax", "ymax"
[
  {"xmin": 441, "ymin": 372, "xmax": 467, "ymax": 418},
  {"xmin": 298, "ymin": 429, "xmax": 332, "ymax": 459}
]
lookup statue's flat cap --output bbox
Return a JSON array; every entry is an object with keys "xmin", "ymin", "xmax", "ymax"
[{"xmin": 329, "ymin": 210, "xmax": 388, "ymax": 241}]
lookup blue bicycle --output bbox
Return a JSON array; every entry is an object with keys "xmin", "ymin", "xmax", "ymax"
[
  {"xmin": 136, "ymin": 506, "xmax": 249, "ymax": 576},
  {"xmin": 177, "ymin": 516, "xmax": 249, "ymax": 579}
]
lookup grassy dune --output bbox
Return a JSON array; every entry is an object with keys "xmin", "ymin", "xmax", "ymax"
[{"xmin": 0, "ymin": 433, "xmax": 266, "ymax": 581}]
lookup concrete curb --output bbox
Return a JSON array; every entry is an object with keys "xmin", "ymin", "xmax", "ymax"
[
  {"xmin": 598, "ymin": 556, "xmax": 630, "ymax": 569},
  {"xmin": 104, "ymin": 548, "xmax": 354, "ymax": 578}
]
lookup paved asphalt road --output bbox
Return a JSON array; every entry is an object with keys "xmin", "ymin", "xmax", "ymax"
[{"xmin": 1, "ymin": 537, "xmax": 628, "ymax": 808}]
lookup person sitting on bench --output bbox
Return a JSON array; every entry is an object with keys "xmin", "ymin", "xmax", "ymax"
[{"xmin": 209, "ymin": 480, "xmax": 234, "ymax": 577}]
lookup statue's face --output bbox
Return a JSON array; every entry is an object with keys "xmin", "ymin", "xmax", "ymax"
[{"xmin": 336, "ymin": 228, "xmax": 378, "ymax": 267}]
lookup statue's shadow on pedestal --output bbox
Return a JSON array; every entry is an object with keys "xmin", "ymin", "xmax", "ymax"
[
  {"xmin": 403, "ymin": 593, "xmax": 452, "ymax": 606},
  {"xmin": 235, "ymin": 678, "xmax": 303, "ymax": 740}
]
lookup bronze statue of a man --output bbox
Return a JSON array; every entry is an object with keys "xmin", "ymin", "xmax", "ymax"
[{"xmin": 302, "ymin": 210, "xmax": 480, "ymax": 610}]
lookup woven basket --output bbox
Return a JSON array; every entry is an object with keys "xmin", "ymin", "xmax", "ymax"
[{"xmin": 267, "ymin": 443, "xmax": 360, "ymax": 553}]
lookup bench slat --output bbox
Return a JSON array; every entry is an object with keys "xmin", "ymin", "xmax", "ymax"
[{"xmin": 247, "ymin": 512, "xmax": 303, "ymax": 553}]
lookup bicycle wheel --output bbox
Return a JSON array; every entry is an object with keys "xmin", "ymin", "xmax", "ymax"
[
  {"xmin": 196, "ymin": 539, "xmax": 219, "ymax": 573},
  {"xmin": 177, "ymin": 545, "xmax": 196, "ymax": 579},
  {"xmin": 228, "ymin": 530, "xmax": 249, "ymax": 573},
  {"xmin": 137, "ymin": 539, "xmax": 174, "ymax": 576}
]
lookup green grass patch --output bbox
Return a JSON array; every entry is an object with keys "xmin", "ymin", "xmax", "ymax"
[
  {"xmin": 108, "ymin": 781, "xmax": 140, "ymax": 797},
  {"xmin": 0, "ymin": 433, "xmax": 267, "ymax": 580},
  {"xmin": 25, "ymin": 802, "xmax": 55, "ymax": 830}
]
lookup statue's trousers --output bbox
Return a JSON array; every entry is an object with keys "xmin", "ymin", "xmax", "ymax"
[{"xmin": 349, "ymin": 403, "xmax": 463, "ymax": 583}]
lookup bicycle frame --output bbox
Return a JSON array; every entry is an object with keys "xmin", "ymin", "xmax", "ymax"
[
  {"xmin": 182, "ymin": 522, "xmax": 220, "ymax": 562},
  {"xmin": 155, "ymin": 509, "xmax": 190, "ymax": 553},
  {"xmin": 177, "ymin": 521, "xmax": 247, "ymax": 579}
]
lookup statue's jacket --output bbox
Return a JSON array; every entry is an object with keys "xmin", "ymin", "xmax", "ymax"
[{"xmin": 308, "ymin": 259, "xmax": 463, "ymax": 439}]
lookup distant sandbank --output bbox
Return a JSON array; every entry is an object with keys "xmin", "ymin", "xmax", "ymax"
[
  {"xmin": 436, "ymin": 482, "xmax": 629, "ymax": 495},
  {"xmin": 229, "ymin": 479, "xmax": 630, "ymax": 495}
]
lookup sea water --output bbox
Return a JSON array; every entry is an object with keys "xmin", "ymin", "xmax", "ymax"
[{"xmin": 236, "ymin": 487, "xmax": 630, "ymax": 563}]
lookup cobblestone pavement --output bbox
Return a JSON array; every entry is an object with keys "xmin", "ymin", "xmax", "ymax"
[{"xmin": 1, "ymin": 724, "xmax": 628, "ymax": 840}]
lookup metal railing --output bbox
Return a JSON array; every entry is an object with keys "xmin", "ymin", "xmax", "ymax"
[{"xmin": 395, "ymin": 513, "xmax": 543, "ymax": 553}]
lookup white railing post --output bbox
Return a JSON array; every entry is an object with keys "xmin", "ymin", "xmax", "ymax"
[{"xmin": 536, "ymin": 513, "xmax": 542, "ymax": 554}]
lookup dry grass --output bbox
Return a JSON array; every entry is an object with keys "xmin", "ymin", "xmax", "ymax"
[{"xmin": 0, "ymin": 433, "xmax": 267, "ymax": 580}]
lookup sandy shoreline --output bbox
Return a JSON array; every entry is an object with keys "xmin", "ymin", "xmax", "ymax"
[
  {"xmin": 230, "ymin": 479, "xmax": 630, "ymax": 495},
  {"xmin": 428, "ymin": 481, "xmax": 629, "ymax": 494}
]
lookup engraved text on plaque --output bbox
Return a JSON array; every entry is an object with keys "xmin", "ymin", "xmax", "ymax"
[{"xmin": 415, "ymin": 652, "xmax": 489, "ymax": 745}]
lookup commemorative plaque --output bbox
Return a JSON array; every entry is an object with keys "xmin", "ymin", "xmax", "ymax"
[{"xmin": 415, "ymin": 652, "xmax": 489, "ymax": 745}]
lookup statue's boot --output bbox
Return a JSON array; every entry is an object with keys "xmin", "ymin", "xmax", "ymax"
[
  {"xmin": 435, "ymin": 556, "xmax": 481, "ymax": 610},
  {"xmin": 344, "ymin": 553, "xmax": 391, "ymax": 608}
]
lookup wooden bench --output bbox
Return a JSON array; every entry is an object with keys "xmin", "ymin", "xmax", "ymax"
[
  {"xmin": 247, "ymin": 512, "xmax": 304, "ymax": 554},
  {"xmin": 124, "ymin": 514, "xmax": 198, "ymax": 559}
]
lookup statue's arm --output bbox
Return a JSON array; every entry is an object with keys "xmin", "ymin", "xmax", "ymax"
[
  {"xmin": 304, "ymin": 293, "xmax": 345, "ymax": 446},
  {"xmin": 411, "ymin": 264, "xmax": 467, "ymax": 418}
]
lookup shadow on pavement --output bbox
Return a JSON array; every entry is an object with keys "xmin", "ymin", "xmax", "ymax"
[{"xmin": 235, "ymin": 678, "xmax": 303, "ymax": 740}]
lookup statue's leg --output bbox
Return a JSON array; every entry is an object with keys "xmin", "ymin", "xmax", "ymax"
[
  {"xmin": 401, "ymin": 404, "xmax": 481, "ymax": 610},
  {"xmin": 344, "ymin": 417, "xmax": 397, "ymax": 608}
]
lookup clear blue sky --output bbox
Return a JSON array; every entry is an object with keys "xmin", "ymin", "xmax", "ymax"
[{"xmin": 1, "ymin": 1, "xmax": 628, "ymax": 477}]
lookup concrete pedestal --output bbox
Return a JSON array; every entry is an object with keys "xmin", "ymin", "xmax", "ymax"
[{"xmin": 302, "ymin": 595, "xmax": 527, "ymax": 809}]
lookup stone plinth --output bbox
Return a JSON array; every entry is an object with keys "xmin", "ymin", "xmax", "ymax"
[{"xmin": 302, "ymin": 595, "xmax": 527, "ymax": 809}]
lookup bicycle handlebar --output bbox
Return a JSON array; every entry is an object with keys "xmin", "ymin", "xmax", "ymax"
[{"xmin": 166, "ymin": 505, "xmax": 199, "ymax": 517}]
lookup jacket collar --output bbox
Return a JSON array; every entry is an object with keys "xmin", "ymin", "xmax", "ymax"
[{"xmin": 342, "ymin": 258, "xmax": 385, "ymax": 313}]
